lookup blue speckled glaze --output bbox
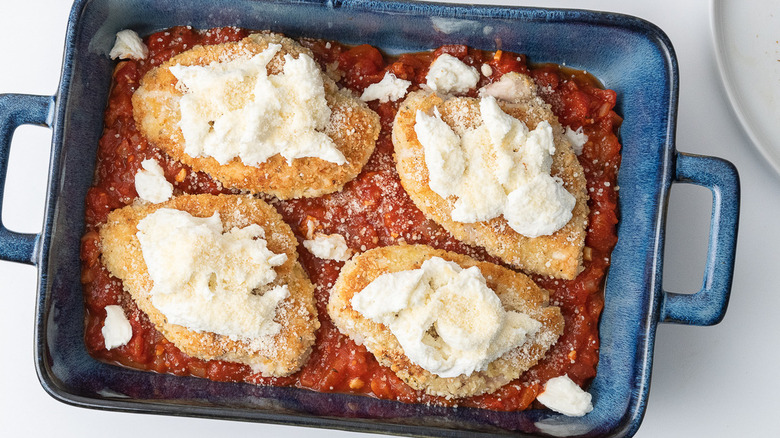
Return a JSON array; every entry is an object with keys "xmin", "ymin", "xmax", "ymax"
[
  {"xmin": 0, "ymin": 94, "xmax": 51, "ymax": 263},
  {"xmin": 0, "ymin": 0, "xmax": 740, "ymax": 437}
]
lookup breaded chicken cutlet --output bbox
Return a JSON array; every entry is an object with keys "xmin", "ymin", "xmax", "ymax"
[
  {"xmin": 99, "ymin": 194, "xmax": 319, "ymax": 377},
  {"xmin": 328, "ymin": 244, "xmax": 564, "ymax": 399},
  {"xmin": 132, "ymin": 33, "xmax": 380, "ymax": 199},
  {"xmin": 392, "ymin": 89, "xmax": 589, "ymax": 279}
]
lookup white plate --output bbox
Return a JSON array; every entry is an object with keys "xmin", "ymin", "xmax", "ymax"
[{"xmin": 711, "ymin": 0, "xmax": 780, "ymax": 173}]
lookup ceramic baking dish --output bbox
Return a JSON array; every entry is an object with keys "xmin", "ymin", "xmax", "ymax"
[{"xmin": 0, "ymin": 0, "xmax": 739, "ymax": 436}]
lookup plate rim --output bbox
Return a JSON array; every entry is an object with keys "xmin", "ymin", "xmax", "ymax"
[{"xmin": 710, "ymin": 0, "xmax": 780, "ymax": 175}]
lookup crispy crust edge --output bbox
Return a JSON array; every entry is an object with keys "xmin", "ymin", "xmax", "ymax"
[
  {"xmin": 327, "ymin": 244, "xmax": 564, "ymax": 399},
  {"xmin": 99, "ymin": 194, "xmax": 320, "ymax": 377},
  {"xmin": 391, "ymin": 90, "xmax": 589, "ymax": 279},
  {"xmin": 132, "ymin": 33, "xmax": 380, "ymax": 199}
]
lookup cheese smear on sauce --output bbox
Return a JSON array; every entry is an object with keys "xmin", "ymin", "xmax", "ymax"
[
  {"xmin": 134, "ymin": 159, "xmax": 173, "ymax": 203},
  {"xmin": 102, "ymin": 305, "xmax": 133, "ymax": 350},
  {"xmin": 565, "ymin": 126, "xmax": 588, "ymax": 156},
  {"xmin": 109, "ymin": 29, "xmax": 148, "ymax": 60},
  {"xmin": 169, "ymin": 43, "xmax": 345, "ymax": 167},
  {"xmin": 136, "ymin": 208, "xmax": 289, "ymax": 340},
  {"xmin": 414, "ymin": 95, "xmax": 576, "ymax": 238},
  {"xmin": 425, "ymin": 54, "xmax": 480, "ymax": 94},
  {"xmin": 536, "ymin": 375, "xmax": 594, "ymax": 417},
  {"xmin": 360, "ymin": 72, "xmax": 411, "ymax": 103},
  {"xmin": 351, "ymin": 257, "xmax": 541, "ymax": 378},
  {"xmin": 303, "ymin": 233, "xmax": 352, "ymax": 261}
]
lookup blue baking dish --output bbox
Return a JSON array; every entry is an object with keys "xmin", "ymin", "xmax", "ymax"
[{"xmin": 0, "ymin": 0, "xmax": 739, "ymax": 436}]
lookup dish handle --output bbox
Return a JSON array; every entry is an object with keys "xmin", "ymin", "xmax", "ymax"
[
  {"xmin": 0, "ymin": 93, "xmax": 54, "ymax": 265},
  {"xmin": 660, "ymin": 152, "xmax": 740, "ymax": 326}
]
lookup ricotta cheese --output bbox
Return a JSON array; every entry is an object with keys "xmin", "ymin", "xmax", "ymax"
[
  {"xmin": 479, "ymin": 72, "xmax": 535, "ymax": 102},
  {"xmin": 303, "ymin": 233, "xmax": 352, "ymax": 261},
  {"xmin": 536, "ymin": 375, "xmax": 594, "ymax": 417},
  {"xmin": 414, "ymin": 107, "xmax": 465, "ymax": 197},
  {"xmin": 360, "ymin": 72, "xmax": 411, "ymax": 103},
  {"xmin": 565, "ymin": 126, "xmax": 588, "ymax": 156},
  {"xmin": 414, "ymin": 95, "xmax": 576, "ymax": 237},
  {"xmin": 136, "ymin": 208, "xmax": 289, "ymax": 340},
  {"xmin": 109, "ymin": 29, "xmax": 148, "ymax": 61},
  {"xmin": 102, "ymin": 305, "xmax": 133, "ymax": 350},
  {"xmin": 425, "ymin": 54, "xmax": 480, "ymax": 94},
  {"xmin": 134, "ymin": 159, "xmax": 174, "ymax": 203},
  {"xmin": 351, "ymin": 257, "xmax": 541, "ymax": 378},
  {"xmin": 169, "ymin": 43, "xmax": 346, "ymax": 167}
]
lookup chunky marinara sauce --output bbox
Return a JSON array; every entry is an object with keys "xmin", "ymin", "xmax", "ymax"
[{"xmin": 80, "ymin": 26, "xmax": 621, "ymax": 412}]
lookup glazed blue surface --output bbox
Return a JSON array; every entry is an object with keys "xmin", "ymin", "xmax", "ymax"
[
  {"xmin": 0, "ymin": 94, "xmax": 51, "ymax": 264},
  {"xmin": 0, "ymin": 0, "xmax": 739, "ymax": 437}
]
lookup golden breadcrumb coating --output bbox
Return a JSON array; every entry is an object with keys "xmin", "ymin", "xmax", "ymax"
[
  {"xmin": 133, "ymin": 33, "xmax": 380, "ymax": 199},
  {"xmin": 392, "ymin": 90, "xmax": 589, "ymax": 279},
  {"xmin": 99, "ymin": 194, "xmax": 319, "ymax": 377},
  {"xmin": 328, "ymin": 244, "xmax": 564, "ymax": 399}
]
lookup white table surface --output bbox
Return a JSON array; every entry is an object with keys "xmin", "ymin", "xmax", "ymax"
[{"xmin": 1, "ymin": 0, "xmax": 777, "ymax": 436}]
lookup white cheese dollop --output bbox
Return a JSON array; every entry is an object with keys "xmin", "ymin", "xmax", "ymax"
[
  {"xmin": 425, "ymin": 54, "xmax": 480, "ymax": 94},
  {"xmin": 536, "ymin": 375, "xmax": 594, "ymax": 417},
  {"xmin": 414, "ymin": 95, "xmax": 576, "ymax": 237},
  {"xmin": 109, "ymin": 29, "xmax": 148, "ymax": 60},
  {"xmin": 102, "ymin": 305, "xmax": 133, "ymax": 349},
  {"xmin": 134, "ymin": 159, "xmax": 173, "ymax": 203},
  {"xmin": 351, "ymin": 257, "xmax": 541, "ymax": 378},
  {"xmin": 136, "ymin": 208, "xmax": 289, "ymax": 340},
  {"xmin": 565, "ymin": 126, "xmax": 588, "ymax": 156},
  {"xmin": 479, "ymin": 72, "xmax": 536, "ymax": 102},
  {"xmin": 169, "ymin": 42, "xmax": 345, "ymax": 167},
  {"xmin": 414, "ymin": 107, "xmax": 465, "ymax": 197},
  {"xmin": 360, "ymin": 72, "xmax": 411, "ymax": 103},
  {"xmin": 303, "ymin": 233, "xmax": 352, "ymax": 261}
]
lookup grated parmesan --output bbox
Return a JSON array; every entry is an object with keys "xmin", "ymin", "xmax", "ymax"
[
  {"xmin": 351, "ymin": 257, "xmax": 541, "ymax": 378},
  {"xmin": 414, "ymin": 95, "xmax": 576, "ymax": 237},
  {"xmin": 169, "ymin": 43, "xmax": 345, "ymax": 167},
  {"xmin": 136, "ymin": 208, "xmax": 289, "ymax": 340}
]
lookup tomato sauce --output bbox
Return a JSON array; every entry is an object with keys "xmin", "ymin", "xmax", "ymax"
[{"xmin": 80, "ymin": 26, "xmax": 621, "ymax": 411}]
